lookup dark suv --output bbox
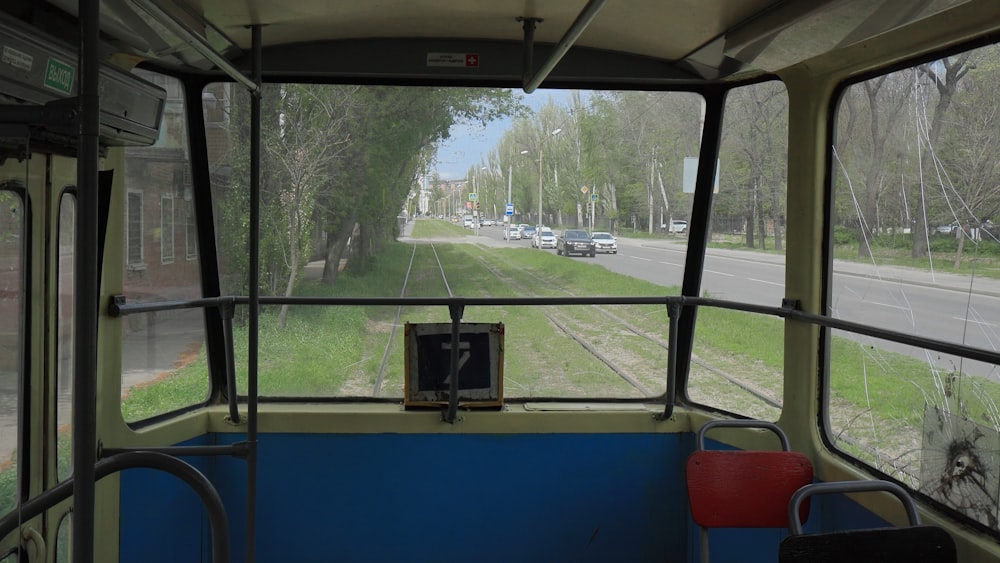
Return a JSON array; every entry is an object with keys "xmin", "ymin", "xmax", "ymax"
[{"xmin": 557, "ymin": 229, "xmax": 596, "ymax": 257}]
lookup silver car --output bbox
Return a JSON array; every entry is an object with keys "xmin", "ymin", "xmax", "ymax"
[
  {"xmin": 533, "ymin": 229, "xmax": 557, "ymax": 249},
  {"xmin": 591, "ymin": 232, "xmax": 618, "ymax": 254}
]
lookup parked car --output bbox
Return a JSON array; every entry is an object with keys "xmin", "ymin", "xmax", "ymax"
[
  {"xmin": 557, "ymin": 229, "xmax": 596, "ymax": 257},
  {"xmin": 666, "ymin": 220, "xmax": 688, "ymax": 234},
  {"xmin": 532, "ymin": 228, "xmax": 557, "ymax": 249},
  {"xmin": 935, "ymin": 222, "xmax": 959, "ymax": 234},
  {"xmin": 591, "ymin": 231, "xmax": 618, "ymax": 254}
]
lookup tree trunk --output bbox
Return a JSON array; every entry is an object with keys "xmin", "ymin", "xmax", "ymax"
[
  {"xmin": 322, "ymin": 208, "xmax": 359, "ymax": 285},
  {"xmin": 954, "ymin": 227, "xmax": 965, "ymax": 269}
]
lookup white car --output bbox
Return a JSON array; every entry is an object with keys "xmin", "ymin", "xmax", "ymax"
[
  {"xmin": 532, "ymin": 229, "xmax": 557, "ymax": 249},
  {"xmin": 666, "ymin": 220, "xmax": 687, "ymax": 234},
  {"xmin": 505, "ymin": 227, "xmax": 521, "ymax": 240},
  {"xmin": 591, "ymin": 231, "xmax": 618, "ymax": 254}
]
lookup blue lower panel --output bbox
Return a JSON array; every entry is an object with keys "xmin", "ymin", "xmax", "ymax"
[
  {"xmin": 119, "ymin": 435, "xmax": 213, "ymax": 563},
  {"xmin": 121, "ymin": 433, "xmax": 687, "ymax": 563}
]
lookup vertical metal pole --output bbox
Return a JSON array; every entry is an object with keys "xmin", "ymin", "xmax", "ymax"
[
  {"xmin": 444, "ymin": 303, "xmax": 464, "ymax": 423},
  {"xmin": 538, "ymin": 146, "xmax": 543, "ymax": 229},
  {"xmin": 73, "ymin": 0, "xmax": 100, "ymax": 560},
  {"xmin": 506, "ymin": 164, "xmax": 512, "ymax": 243},
  {"xmin": 245, "ymin": 24, "xmax": 262, "ymax": 563},
  {"xmin": 662, "ymin": 299, "xmax": 680, "ymax": 420}
]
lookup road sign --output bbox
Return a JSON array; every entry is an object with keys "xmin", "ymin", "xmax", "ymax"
[
  {"xmin": 469, "ymin": 192, "xmax": 478, "ymax": 201},
  {"xmin": 581, "ymin": 186, "xmax": 588, "ymax": 194},
  {"xmin": 404, "ymin": 322, "xmax": 504, "ymax": 408},
  {"xmin": 591, "ymin": 194, "xmax": 598, "ymax": 201},
  {"xmin": 505, "ymin": 203, "xmax": 514, "ymax": 215}
]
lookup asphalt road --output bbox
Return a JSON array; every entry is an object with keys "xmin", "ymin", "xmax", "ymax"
[{"xmin": 460, "ymin": 223, "xmax": 1000, "ymax": 380}]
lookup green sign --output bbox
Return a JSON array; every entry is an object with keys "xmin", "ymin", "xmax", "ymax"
[{"xmin": 44, "ymin": 58, "xmax": 75, "ymax": 95}]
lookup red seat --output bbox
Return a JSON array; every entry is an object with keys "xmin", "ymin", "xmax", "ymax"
[{"xmin": 685, "ymin": 420, "xmax": 814, "ymax": 562}]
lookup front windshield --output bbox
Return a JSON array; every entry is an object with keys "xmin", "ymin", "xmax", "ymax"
[{"xmin": 201, "ymin": 81, "xmax": 788, "ymax": 405}]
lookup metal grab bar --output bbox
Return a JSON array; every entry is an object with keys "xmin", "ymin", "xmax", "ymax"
[
  {"xmin": 0, "ymin": 451, "xmax": 230, "ymax": 563},
  {"xmin": 786, "ymin": 480, "xmax": 920, "ymax": 536},
  {"xmin": 696, "ymin": 419, "xmax": 793, "ymax": 451}
]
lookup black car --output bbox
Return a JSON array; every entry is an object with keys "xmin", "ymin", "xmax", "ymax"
[{"xmin": 557, "ymin": 229, "xmax": 596, "ymax": 257}]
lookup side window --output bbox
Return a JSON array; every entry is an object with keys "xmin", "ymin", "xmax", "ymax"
[
  {"xmin": 57, "ymin": 192, "xmax": 75, "ymax": 481},
  {"xmin": 121, "ymin": 70, "xmax": 209, "ymax": 422},
  {"xmin": 0, "ymin": 186, "xmax": 22, "ymax": 514},
  {"xmin": 830, "ymin": 44, "xmax": 1000, "ymax": 531},
  {"xmin": 687, "ymin": 80, "xmax": 788, "ymax": 420}
]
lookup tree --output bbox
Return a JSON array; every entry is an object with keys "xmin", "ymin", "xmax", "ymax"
[
  {"xmin": 720, "ymin": 82, "xmax": 789, "ymax": 250},
  {"xmin": 910, "ymin": 54, "xmax": 971, "ymax": 260}
]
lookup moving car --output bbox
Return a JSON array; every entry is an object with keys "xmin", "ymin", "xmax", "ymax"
[
  {"xmin": 668, "ymin": 220, "xmax": 687, "ymax": 234},
  {"xmin": 591, "ymin": 232, "xmax": 618, "ymax": 254},
  {"xmin": 557, "ymin": 229, "xmax": 596, "ymax": 257},
  {"xmin": 521, "ymin": 226, "xmax": 537, "ymax": 240},
  {"xmin": 532, "ymin": 229, "xmax": 557, "ymax": 249}
]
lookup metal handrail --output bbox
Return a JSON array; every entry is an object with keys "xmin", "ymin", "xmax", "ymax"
[
  {"xmin": 108, "ymin": 293, "xmax": 1000, "ymax": 367},
  {"xmin": 0, "ymin": 451, "xmax": 230, "ymax": 563},
  {"xmin": 786, "ymin": 480, "xmax": 920, "ymax": 535}
]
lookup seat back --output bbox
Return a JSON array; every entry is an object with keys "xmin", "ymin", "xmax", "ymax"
[
  {"xmin": 685, "ymin": 420, "xmax": 814, "ymax": 561},
  {"xmin": 686, "ymin": 450, "xmax": 813, "ymax": 528},
  {"xmin": 778, "ymin": 480, "xmax": 956, "ymax": 563}
]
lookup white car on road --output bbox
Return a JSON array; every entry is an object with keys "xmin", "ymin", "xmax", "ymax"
[
  {"xmin": 591, "ymin": 232, "xmax": 618, "ymax": 254},
  {"xmin": 532, "ymin": 229, "xmax": 557, "ymax": 249}
]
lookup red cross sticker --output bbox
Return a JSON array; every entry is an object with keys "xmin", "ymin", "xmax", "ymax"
[{"xmin": 465, "ymin": 54, "xmax": 479, "ymax": 67}]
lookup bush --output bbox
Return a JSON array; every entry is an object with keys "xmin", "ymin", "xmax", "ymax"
[{"xmin": 832, "ymin": 225, "xmax": 857, "ymax": 245}]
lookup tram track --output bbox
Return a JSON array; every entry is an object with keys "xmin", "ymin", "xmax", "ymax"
[
  {"xmin": 469, "ymin": 246, "xmax": 782, "ymax": 407},
  {"xmin": 371, "ymin": 243, "xmax": 452, "ymax": 396},
  {"xmin": 465, "ymin": 250, "xmax": 654, "ymax": 397},
  {"xmin": 369, "ymin": 240, "xmax": 781, "ymax": 407}
]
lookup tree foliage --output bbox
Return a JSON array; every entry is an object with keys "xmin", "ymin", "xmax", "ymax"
[{"xmin": 216, "ymin": 85, "xmax": 524, "ymax": 301}]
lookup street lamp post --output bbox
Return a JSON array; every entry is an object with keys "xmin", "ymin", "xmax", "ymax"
[
  {"xmin": 506, "ymin": 163, "xmax": 513, "ymax": 243},
  {"xmin": 537, "ymin": 145, "xmax": 543, "ymax": 230},
  {"xmin": 534, "ymin": 128, "xmax": 562, "ymax": 233}
]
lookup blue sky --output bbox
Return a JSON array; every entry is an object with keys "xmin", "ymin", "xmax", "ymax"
[{"xmin": 434, "ymin": 90, "xmax": 571, "ymax": 181}]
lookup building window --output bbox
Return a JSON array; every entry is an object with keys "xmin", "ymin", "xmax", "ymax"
[
  {"xmin": 185, "ymin": 200, "xmax": 198, "ymax": 260},
  {"xmin": 161, "ymin": 195, "xmax": 174, "ymax": 264},
  {"xmin": 126, "ymin": 191, "xmax": 144, "ymax": 267}
]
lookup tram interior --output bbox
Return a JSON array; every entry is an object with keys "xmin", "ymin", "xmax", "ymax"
[{"xmin": 2, "ymin": 0, "xmax": 1000, "ymax": 561}]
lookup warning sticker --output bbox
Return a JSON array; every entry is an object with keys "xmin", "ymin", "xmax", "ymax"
[
  {"xmin": 2, "ymin": 46, "xmax": 33, "ymax": 72},
  {"xmin": 427, "ymin": 53, "xmax": 480, "ymax": 68}
]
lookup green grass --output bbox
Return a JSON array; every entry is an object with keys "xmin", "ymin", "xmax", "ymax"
[
  {"xmin": 693, "ymin": 225, "xmax": 1000, "ymax": 279},
  {"xmin": 114, "ymin": 233, "xmax": 1000, "ymax": 442},
  {"xmin": 409, "ymin": 219, "xmax": 468, "ymax": 238}
]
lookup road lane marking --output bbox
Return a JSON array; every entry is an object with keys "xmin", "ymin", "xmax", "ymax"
[
  {"xmin": 705, "ymin": 269, "xmax": 735, "ymax": 277},
  {"xmin": 748, "ymin": 277, "xmax": 783, "ymax": 287},
  {"xmin": 951, "ymin": 317, "xmax": 998, "ymax": 327}
]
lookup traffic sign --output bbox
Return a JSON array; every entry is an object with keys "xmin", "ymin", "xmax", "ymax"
[
  {"xmin": 591, "ymin": 194, "xmax": 598, "ymax": 201},
  {"xmin": 505, "ymin": 203, "xmax": 514, "ymax": 215},
  {"xmin": 581, "ymin": 186, "xmax": 588, "ymax": 194},
  {"xmin": 469, "ymin": 192, "xmax": 478, "ymax": 201}
]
